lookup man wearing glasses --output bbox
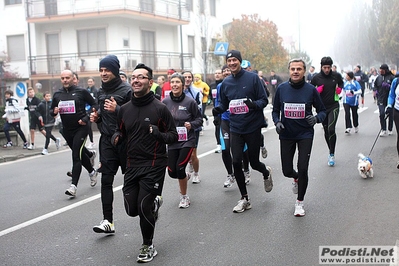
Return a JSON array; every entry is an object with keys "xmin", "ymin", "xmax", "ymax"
[{"xmin": 91, "ymin": 55, "xmax": 132, "ymax": 234}]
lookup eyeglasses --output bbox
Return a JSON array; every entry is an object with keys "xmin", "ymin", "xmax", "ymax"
[
  {"xmin": 130, "ymin": 74, "xmax": 149, "ymax": 81},
  {"xmin": 222, "ymin": 69, "xmax": 231, "ymax": 73}
]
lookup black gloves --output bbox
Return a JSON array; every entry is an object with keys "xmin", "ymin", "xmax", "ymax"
[
  {"xmin": 385, "ymin": 106, "xmax": 392, "ymax": 115},
  {"xmin": 213, "ymin": 116, "xmax": 220, "ymax": 126},
  {"xmin": 305, "ymin": 115, "xmax": 318, "ymax": 126},
  {"xmin": 275, "ymin": 121, "xmax": 285, "ymax": 134},
  {"xmin": 244, "ymin": 97, "xmax": 256, "ymax": 109},
  {"xmin": 212, "ymin": 106, "xmax": 223, "ymax": 117},
  {"xmin": 111, "ymin": 131, "xmax": 123, "ymax": 147},
  {"xmin": 150, "ymin": 124, "xmax": 160, "ymax": 138},
  {"xmin": 350, "ymin": 90, "xmax": 354, "ymax": 95}
]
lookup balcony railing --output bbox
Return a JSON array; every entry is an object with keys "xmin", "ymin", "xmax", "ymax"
[
  {"xmin": 26, "ymin": 0, "xmax": 190, "ymax": 22},
  {"xmin": 28, "ymin": 49, "xmax": 192, "ymax": 76}
]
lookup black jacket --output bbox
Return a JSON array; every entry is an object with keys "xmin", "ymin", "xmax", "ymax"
[
  {"xmin": 25, "ymin": 96, "xmax": 41, "ymax": 119},
  {"xmin": 96, "ymin": 79, "xmax": 132, "ymax": 137},
  {"xmin": 51, "ymin": 85, "xmax": 97, "ymax": 131},
  {"xmin": 374, "ymin": 72, "xmax": 395, "ymax": 105},
  {"xmin": 36, "ymin": 100, "xmax": 55, "ymax": 126}
]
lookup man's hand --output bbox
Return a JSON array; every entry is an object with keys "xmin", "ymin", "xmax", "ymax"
[
  {"xmin": 53, "ymin": 107, "xmax": 59, "ymax": 115},
  {"xmin": 104, "ymin": 96, "xmax": 117, "ymax": 112},
  {"xmin": 305, "ymin": 115, "xmax": 318, "ymax": 126},
  {"xmin": 275, "ymin": 121, "xmax": 285, "ymax": 134},
  {"xmin": 39, "ymin": 117, "xmax": 44, "ymax": 126},
  {"xmin": 212, "ymin": 106, "xmax": 223, "ymax": 116},
  {"xmin": 385, "ymin": 106, "xmax": 392, "ymax": 116},
  {"xmin": 111, "ymin": 131, "xmax": 122, "ymax": 147},
  {"xmin": 149, "ymin": 124, "xmax": 160, "ymax": 138},
  {"xmin": 244, "ymin": 97, "xmax": 256, "ymax": 109},
  {"xmin": 78, "ymin": 119, "xmax": 86, "ymax": 126},
  {"xmin": 90, "ymin": 108, "xmax": 98, "ymax": 123}
]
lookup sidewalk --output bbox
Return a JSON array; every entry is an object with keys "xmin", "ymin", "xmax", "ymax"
[{"xmin": 0, "ymin": 130, "xmax": 100, "ymax": 163}]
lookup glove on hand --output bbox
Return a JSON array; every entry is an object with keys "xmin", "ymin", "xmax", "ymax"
[
  {"xmin": 244, "ymin": 97, "xmax": 256, "ymax": 109},
  {"xmin": 350, "ymin": 90, "xmax": 354, "ymax": 95},
  {"xmin": 111, "ymin": 131, "xmax": 123, "ymax": 147},
  {"xmin": 382, "ymin": 82, "xmax": 391, "ymax": 90},
  {"xmin": 316, "ymin": 85, "xmax": 324, "ymax": 93},
  {"xmin": 385, "ymin": 106, "xmax": 392, "ymax": 115},
  {"xmin": 212, "ymin": 106, "xmax": 223, "ymax": 116},
  {"xmin": 275, "ymin": 121, "xmax": 285, "ymax": 134},
  {"xmin": 336, "ymin": 87, "xmax": 342, "ymax": 95},
  {"xmin": 305, "ymin": 115, "xmax": 318, "ymax": 126},
  {"xmin": 150, "ymin": 124, "xmax": 160, "ymax": 138}
]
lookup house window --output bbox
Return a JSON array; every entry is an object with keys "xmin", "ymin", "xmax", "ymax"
[
  {"xmin": 209, "ymin": 0, "xmax": 216, "ymax": 16},
  {"xmin": 77, "ymin": 28, "xmax": 106, "ymax": 56},
  {"xmin": 44, "ymin": 0, "xmax": 57, "ymax": 16},
  {"xmin": 7, "ymin": 35, "xmax": 25, "ymax": 61},
  {"xmin": 199, "ymin": 0, "xmax": 205, "ymax": 14},
  {"xmin": 5, "ymin": 0, "xmax": 22, "ymax": 5},
  {"xmin": 186, "ymin": 0, "xmax": 193, "ymax": 11},
  {"xmin": 188, "ymin": 36, "xmax": 195, "ymax": 57},
  {"xmin": 123, "ymin": 38, "xmax": 129, "ymax": 48},
  {"xmin": 140, "ymin": 0, "xmax": 154, "ymax": 13}
]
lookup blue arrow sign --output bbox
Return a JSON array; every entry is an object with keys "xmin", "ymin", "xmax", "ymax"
[
  {"xmin": 16, "ymin": 82, "xmax": 26, "ymax": 98},
  {"xmin": 214, "ymin": 42, "xmax": 229, "ymax": 56}
]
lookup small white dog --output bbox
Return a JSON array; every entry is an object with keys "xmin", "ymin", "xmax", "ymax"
[{"xmin": 358, "ymin": 153, "xmax": 373, "ymax": 179}]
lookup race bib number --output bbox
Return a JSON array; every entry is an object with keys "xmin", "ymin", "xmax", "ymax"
[
  {"xmin": 177, "ymin": 127, "xmax": 188, "ymax": 142},
  {"xmin": 164, "ymin": 90, "xmax": 171, "ymax": 98},
  {"xmin": 229, "ymin": 98, "xmax": 249, "ymax": 114},
  {"xmin": 284, "ymin": 103, "xmax": 305, "ymax": 119},
  {"xmin": 355, "ymin": 76, "xmax": 361, "ymax": 81},
  {"xmin": 271, "ymin": 79, "xmax": 277, "ymax": 85},
  {"xmin": 58, "ymin": 100, "xmax": 76, "ymax": 114},
  {"xmin": 212, "ymin": 89, "xmax": 217, "ymax": 99}
]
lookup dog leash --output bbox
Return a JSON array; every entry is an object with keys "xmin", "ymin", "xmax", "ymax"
[{"xmin": 368, "ymin": 114, "xmax": 388, "ymax": 157}]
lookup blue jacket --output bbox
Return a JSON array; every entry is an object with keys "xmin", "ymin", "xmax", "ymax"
[
  {"xmin": 218, "ymin": 69, "xmax": 268, "ymax": 134},
  {"xmin": 272, "ymin": 80, "xmax": 326, "ymax": 140},
  {"xmin": 342, "ymin": 80, "xmax": 362, "ymax": 106}
]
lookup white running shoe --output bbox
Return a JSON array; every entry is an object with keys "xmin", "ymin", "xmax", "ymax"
[
  {"xmin": 388, "ymin": 130, "xmax": 393, "ymax": 135},
  {"xmin": 27, "ymin": 144, "xmax": 35, "ymax": 150},
  {"xmin": 380, "ymin": 130, "xmax": 387, "ymax": 137},
  {"xmin": 292, "ymin": 179, "xmax": 298, "ymax": 194},
  {"xmin": 328, "ymin": 154, "xmax": 335, "ymax": 166},
  {"xmin": 244, "ymin": 170, "xmax": 251, "ymax": 184},
  {"xmin": 65, "ymin": 184, "xmax": 77, "ymax": 197},
  {"xmin": 192, "ymin": 174, "xmax": 200, "ymax": 184},
  {"xmin": 354, "ymin": 127, "xmax": 359, "ymax": 133},
  {"xmin": 215, "ymin": 144, "xmax": 222, "ymax": 153},
  {"xmin": 345, "ymin": 128, "xmax": 351, "ymax": 133},
  {"xmin": 179, "ymin": 195, "xmax": 190, "ymax": 208},
  {"xmin": 41, "ymin": 148, "xmax": 48, "ymax": 155},
  {"xmin": 233, "ymin": 198, "xmax": 252, "ymax": 213},
  {"xmin": 223, "ymin": 174, "xmax": 235, "ymax": 188},
  {"xmin": 261, "ymin": 146, "xmax": 268, "ymax": 158},
  {"xmin": 89, "ymin": 150, "xmax": 97, "ymax": 167},
  {"xmin": 89, "ymin": 169, "xmax": 98, "ymax": 187},
  {"xmin": 137, "ymin": 244, "xmax": 157, "ymax": 263},
  {"xmin": 294, "ymin": 200, "xmax": 305, "ymax": 217},
  {"xmin": 55, "ymin": 138, "xmax": 61, "ymax": 150},
  {"xmin": 93, "ymin": 219, "xmax": 115, "ymax": 234},
  {"xmin": 263, "ymin": 166, "xmax": 273, "ymax": 192}
]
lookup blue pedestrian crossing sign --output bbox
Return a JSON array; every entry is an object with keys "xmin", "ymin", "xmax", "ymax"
[{"xmin": 214, "ymin": 42, "xmax": 229, "ymax": 56}]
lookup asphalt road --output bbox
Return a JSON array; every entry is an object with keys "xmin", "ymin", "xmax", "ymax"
[{"xmin": 1, "ymin": 93, "xmax": 398, "ymax": 266}]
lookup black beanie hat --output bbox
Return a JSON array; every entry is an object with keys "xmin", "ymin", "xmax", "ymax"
[
  {"xmin": 226, "ymin": 50, "xmax": 242, "ymax": 63},
  {"xmin": 320, "ymin": 56, "xmax": 333, "ymax": 66},
  {"xmin": 221, "ymin": 64, "xmax": 229, "ymax": 71},
  {"xmin": 380, "ymin": 64, "xmax": 389, "ymax": 71},
  {"xmin": 99, "ymin": 55, "xmax": 120, "ymax": 77}
]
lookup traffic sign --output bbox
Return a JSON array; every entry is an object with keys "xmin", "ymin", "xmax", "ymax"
[
  {"xmin": 214, "ymin": 42, "xmax": 229, "ymax": 56},
  {"xmin": 16, "ymin": 82, "xmax": 26, "ymax": 98}
]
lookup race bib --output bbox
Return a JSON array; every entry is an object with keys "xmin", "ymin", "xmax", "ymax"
[
  {"xmin": 164, "ymin": 90, "xmax": 171, "ymax": 98},
  {"xmin": 177, "ymin": 127, "xmax": 188, "ymax": 142},
  {"xmin": 212, "ymin": 89, "xmax": 217, "ymax": 99},
  {"xmin": 355, "ymin": 76, "xmax": 361, "ymax": 81},
  {"xmin": 58, "ymin": 100, "xmax": 76, "ymax": 114},
  {"xmin": 229, "ymin": 98, "xmax": 249, "ymax": 114},
  {"xmin": 271, "ymin": 79, "xmax": 277, "ymax": 85},
  {"xmin": 284, "ymin": 103, "xmax": 305, "ymax": 119}
]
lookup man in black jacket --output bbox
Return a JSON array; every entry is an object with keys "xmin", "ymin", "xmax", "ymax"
[
  {"xmin": 91, "ymin": 55, "xmax": 132, "ymax": 234},
  {"xmin": 25, "ymin": 87, "xmax": 45, "ymax": 150},
  {"xmin": 117, "ymin": 63, "xmax": 178, "ymax": 263},
  {"xmin": 375, "ymin": 64, "xmax": 395, "ymax": 136}
]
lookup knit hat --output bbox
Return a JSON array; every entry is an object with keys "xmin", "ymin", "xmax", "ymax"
[
  {"xmin": 320, "ymin": 56, "xmax": 333, "ymax": 66},
  {"xmin": 99, "ymin": 55, "xmax": 120, "ymax": 77},
  {"xmin": 241, "ymin": 60, "xmax": 251, "ymax": 69},
  {"xmin": 221, "ymin": 64, "xmax": 229, "ymax": 72},
  {"xmin": 119, "ymin": 71, "xmax": 127, "ymax": 79},
  {"xmin": 380, "ymin": 64, "xmax": 389, "ymax": 71},
  {"xmin": 226, "ymin": 50, "xmax": 242, "ymax": 63},
  {"xmin": 194, "ymin": 73, "xmax": 202, "ymax": 80},
  {"xmin": 167, "ymin": 69, "xmax": 176, "ymax": 75}
]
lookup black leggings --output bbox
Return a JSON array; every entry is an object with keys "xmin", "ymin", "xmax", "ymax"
[
  {"xmin": 280, "ymin": 138, "xmax": 313, "ymax": 201},
  {"xmin": 4, "ymin": 121, "xmax": 27, "ymax": 143},
  {"xmin": 123, "ymin": 166, "xmax": 165, "ymax": 246},
  {"xmin": 343, "ymin": 103, "xmax": 359, "ymax": 129},
  {"xmin": 63, "ymin": 125, "xmax": 94, "ymax": 186},
  {"xmin": 231, "ymin": 129, "xmax": 270, "ymax": 197},
  {"xmin": 44, "ymin": 126, "xmax": 56, "ymax": 149},
  {"xmin": 167, "ymin": 147, "xmax": 194, "ymax": 179},
  {"xmin": 322, "ymin": 107, "xmax": 339, "ymax": 155}
]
